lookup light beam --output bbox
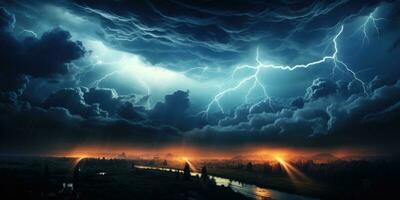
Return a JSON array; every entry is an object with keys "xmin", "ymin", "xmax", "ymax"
[{"xmin": 275, "ymin": 156, "xmax": 311, "ymax": 183}]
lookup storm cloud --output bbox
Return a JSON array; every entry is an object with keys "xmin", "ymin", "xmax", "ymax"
[
  {"xmin": 69, "ymin": 0, "xmax": 386, "ymax": 70},
  {"xmin": 187, "ymin": 77, "xmax": 400, "ymax": 151},
  {"xmin": 0, "ymin": 1, "xmax": 400, "ymax": 154},
  {"xmin": 0, "ymin": 10, "xmax": 85, "ymax": 78}
]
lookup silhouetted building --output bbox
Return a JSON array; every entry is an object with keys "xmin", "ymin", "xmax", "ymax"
[{"xmin": 163, "ymin": 159, "xmax": 168, "ymax": 166}]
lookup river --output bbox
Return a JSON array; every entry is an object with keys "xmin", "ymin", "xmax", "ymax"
[{"xmin": 135, "ymin": 165, "xmax": 319, "ymax": 200}]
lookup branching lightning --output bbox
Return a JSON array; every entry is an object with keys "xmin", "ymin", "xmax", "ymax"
[
  {"xmin": 90, "ymin": 67, "xmax": 152, "ymax": 108},
  {"xmin": 77, "ymin": 6, "xmax": 384, "ymax": 118},
  {"xmin": 91, "ymin": 70, "xmax": 121, "ymax": 88},
  {"xmin": 200, "ymin": 10, "xmax": 384, "ymax": 119},
  {"xmin": 179, "ymin": 66, "xmax": 222, "ymax": 80},
  {"xmin": 18, "ymin": 29, "xmax": 38, "ymax": 38},
  {"xmin": 360, "ymin": 8, "xmax": 386, "ymax": 44},
  {"xmin": 91, "ymin": 67, "xmax": 151, "ymax": 95}
]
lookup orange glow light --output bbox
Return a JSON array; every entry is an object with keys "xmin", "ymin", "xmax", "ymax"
[
  {"xmin": 275, "ymin": 156, "xmax": 311, "ymax": 184},
  {"xmin": 181, "ymin": 156, "xmax": 197, "ymax": 172}
]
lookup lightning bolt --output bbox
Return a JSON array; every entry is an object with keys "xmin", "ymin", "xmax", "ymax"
[
  {"xmin": 91, "ymin": 70, "xmax": 120, "ymax": 88},
  {"xmin": 180, "ymin": 66, "xmax": 210, "ymax": 79},
  {"xmin": 200, "ymin": 21, "xmax": 375, "ymax": 118},
  {"xmin": 77, "ymin": 5, "xmax": 383, "ymax": 119},
  {"xmin": 90, "ymin": 68, "xmax": 151, "ymax": 94},
  {"xmin": 360, "ymin": 8, "xmax": 386, "ymax": 44},
  {"xmin": 18, "ymin": 29, "xmax": 38, "ymax": 38},
  {"xmin": 88, "ymin": 63, "xmax": 152, "ymax": 108}
]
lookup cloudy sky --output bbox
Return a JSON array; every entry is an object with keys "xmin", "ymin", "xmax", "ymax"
[{"xmin": 1, "ymin": 0, "xmax": 400, "ymax": 155}]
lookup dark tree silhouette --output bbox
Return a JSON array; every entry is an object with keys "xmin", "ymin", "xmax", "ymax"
[
  {"xmin": 183, "ymin": 162, "xmax": 191, "ymax": 180},
  {"xmin": 246, "ymin": 162, "xmax": 253, "ymax": 171},
  {"xmin": 73, "ymin": 161, "xmax": 82, "ymax": 195},
  {"xmin": 41, "ymin": 164, "xmax": 50, "ymax": 196},
  {"xmin": 201, "ymin": 165, "xmax": 208, "ymax": 180},
  {"xmin": 163, "ymin": 159, "xmax": 168, "ymax": 166},
  {"xmin": 263, "ymin": 164, "xmax": 271, "ymax": 176}
]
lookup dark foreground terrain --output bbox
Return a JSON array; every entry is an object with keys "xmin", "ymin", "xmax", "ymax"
[
  {"xmin": 135, "ymin": 156, "xmax": 400, "ymax": 200},
  {"xmin": 2, "ymin": 155, "xmax": 400, "ymax": 200},
  {"xmin": 0, "ymin": 156, "xmax": 248, "ymax": 200}
]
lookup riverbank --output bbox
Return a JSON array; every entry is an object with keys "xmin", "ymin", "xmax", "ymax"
[
  {"xmin": 131, "ymin": 158, "xmax": 400, "ymax": 200},
  {"xmin": 137, "ymin": 163, "xmax": 325, "ymax": 198},
  {"xmin": 207, "ymin": 168, "xmax": 328, "ymax": 199},
  {"xmin": 136, "ymin": 165, "xmax": 319, "ymax": 200}
]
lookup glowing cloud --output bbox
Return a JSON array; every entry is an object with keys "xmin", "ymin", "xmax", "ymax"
[{"xmin": 82, "ymin": 40, "xmax": 214, "ymax": 105}]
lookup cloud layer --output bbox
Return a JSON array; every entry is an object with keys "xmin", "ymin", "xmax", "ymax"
[
  {"xmin": 0, "ymin": 1, "xmax": 400, "ymax": 154},
  {"xmin": 70, "ymin": 0, "xmax": 385, "ymax": 70}
]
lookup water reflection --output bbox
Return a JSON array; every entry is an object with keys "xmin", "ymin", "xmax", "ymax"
[{"xmin": 135, "ymin": 165, "xmax": 318, "ymax": 200}]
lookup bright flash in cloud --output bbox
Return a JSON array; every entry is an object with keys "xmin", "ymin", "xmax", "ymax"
[{"xmin": 81, "ymin": 40, "xmax": 215, "ymax": 104}]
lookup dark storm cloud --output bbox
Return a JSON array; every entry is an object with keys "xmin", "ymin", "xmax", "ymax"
[
  {"xmin": 0, "ymin": 102, "xmax": 181, "ymax": 153},
  {"xmin": 305, "ymin": 78, "xmax": 337, "ymax": 100},
  {"xmin": 84, "ymin": 87, "xmax": 145, "ymax": 120},
  {"xmin": 69, "ymin": 0, "xmax": 384, "ymax": 69},
  {"xmin": 0, "ymin": 9, "xmax": 85, "ymax": 78},
  {"xmin": 0, "ymin": 6, "xmax": 87, "ymax": 115},
  {"xmin": 43, "ymin": 86, "xmax": 150, "ymax": 121},
  {"xmin": 43, "ymin": 87, "xmax": 108, "ymax": 118},
  {"xmin": 149, "ymin": 90, "xmax": 192, "ymax": 129},
  {"xmin": 290, "ymin": 97, "xmax": 305, "ymax": 109},
  {"xmin": 249, "ymin": 99, "xmax": 275, "ymax": 114},
  {"xmin": 0, "ymin": 2, "xmax": 400, "ymax": 154},
  {"xmin": 186, "ymin": 77, "xmax": 400, "ymax": 150},
  {"xmin": 389, "ymin": 36, "xmax": 400, "ymax": 52},
  {"xmin": 218, "ymin": 104, "xmax": 250, "ymax": 126},
  {"xmin": 368, "ymin": 75, "xmax": 397, "ymax": 91},
  {"xmin": 0, "ymin": 7, "xmax": 15, "ymax": 31},
  {"xmin": 22, "ymin": 28, "xmax": 86, "ymax": 77},
  {"xmin": 0, "ymin": 81, "xmax": 187, "ymax": 153},
  {"xmin": 0, "ymin": 74, "xmax": 28, "ymax": 96},
  {"xmin": 0, "ymin": 59, "xmax": 193, "ymax": 152}
]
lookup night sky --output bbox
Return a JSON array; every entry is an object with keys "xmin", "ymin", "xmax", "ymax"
[{"xmin": 1, "ymin": 0, "xmax": 400, "ymax": 155}]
